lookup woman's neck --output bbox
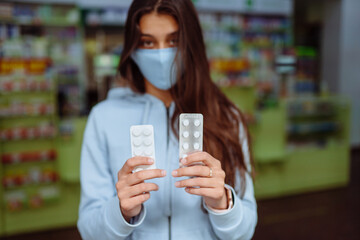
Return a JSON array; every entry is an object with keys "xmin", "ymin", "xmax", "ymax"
[{"xmin": 145, "ymin": 79, "xmax": 173, "ymax": 107}]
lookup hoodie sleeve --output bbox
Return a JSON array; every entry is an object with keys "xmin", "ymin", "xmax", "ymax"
[
  {"xmin": 77, "ymin": 106, "xmax": 146, "ymax": 240},
  {"xmin": 204, "ymin": 121, "xmax": 257, "ymax": 240}
]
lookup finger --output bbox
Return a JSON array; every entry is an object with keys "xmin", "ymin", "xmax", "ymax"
[
  {"xmin": 180, "ymin": 152, "xmax": 219, "ymax": 168},
  {"xmin": 120, "ymin": 193, "xmax": 150, "ymax": 212},
  {"xmin": 172, "ymin": 165, "xmax": 212, "ymax": 178},
  {"xmin": 127, "ymin": 169, "xmax": 166, "ymax": 185},
  {"xmin": 175, "ymin": 177, "xmax": 218, "ymax": 189},
  {"xmin": 127, "ymin": 183, "xmax": 159, "ymax": 198},
  {"xmin": 121, "ymin": 157, "xmax": 154, "ymax": 175},
  {"xmin": 184, "ymin": 187, "xmax": 215, "ymax": 198}
]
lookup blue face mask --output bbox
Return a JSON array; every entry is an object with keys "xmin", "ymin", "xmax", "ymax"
[{"xmin": 131, "ymin": 47, "xmax": 178, "ymax": 90}]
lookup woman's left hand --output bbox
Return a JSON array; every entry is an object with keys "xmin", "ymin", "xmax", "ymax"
[{"xmin": 172, "ymin": 152, "xmax": 228, "ymax": 210}]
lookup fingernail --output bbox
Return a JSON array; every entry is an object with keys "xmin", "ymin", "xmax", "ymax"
[
  {"xmin": 175, "ymin": 182, "xmax": 180, "ymax": 187},
  {"xmin": 148, "ymin": 158, "xmax": 154, "ymax": 163},
  {"xmin": 181, "ymin": 158, "xmax": 187, "ymax": 165},
  {"xmin": 172, "ymin": 170, "xmax": 177, "ymax": 176},
  {"xmin": 161, "ymin": 170, "xmax": 166, "ymax": 176}
]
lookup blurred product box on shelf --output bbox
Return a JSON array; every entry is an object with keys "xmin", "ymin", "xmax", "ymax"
[
  {"xmin": 0, "ymin": 80, "xmax": 52, "ymax": 92},
  {"xmin": 194, "ymin": 0, "xmax": 293, "ymax": 15},
  {"xmin": 1, "ymin": 149, "xmax": 57, "ymax": 165},
  {"xmin": 0, "ymin": 123, "xmax": 57, "ymax": 141},
  {"xmin": 2, "ymin": 166, "xmax": 59, "ymax": 189},
  {"xmin": 285, "ymin": 97, "xmax": 348, "ymax": 150},
  {"xmin": 83, "ymin": 8, "xmax": 128, "ymax": 26},
  {"xmin": 0, "ymin": 101, "xmax": 55, "ymax": 117},
  {"xmin": 4, "ymin": 185, "xmax": 60, "ymax": 212},
  {"xmin": 0, "ymin": 2, "xmax": 79, "ymax": 26},
  {"xmin": 210, "ymin": 58, "xmax": 251, "ymax": 86}
]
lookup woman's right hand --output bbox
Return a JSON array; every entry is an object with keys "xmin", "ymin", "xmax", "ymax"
[{"xmin": 116, "ymin": 157, "xmax": 166, "ymax": 222}]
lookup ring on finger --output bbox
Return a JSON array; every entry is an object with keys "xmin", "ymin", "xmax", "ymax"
[{"xmin": 208, "ymin": 167, "xmax": 213, "ymax": 178}]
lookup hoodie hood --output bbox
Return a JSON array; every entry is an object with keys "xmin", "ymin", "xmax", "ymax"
[
  {"xmin": 107, "ymin": 87, "xmax": 145, "ymax": 102},
  {"xmin": 106, "ymin": 87, "xmax": 174, "ymax": 125},
  {"xmin": 107, "ymin": 87, "xmax": 164, "ymax": 104}
]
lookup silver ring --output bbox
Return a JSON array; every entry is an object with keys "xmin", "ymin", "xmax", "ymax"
[{"xmin": 209, "ymin": 167, "xmax": 213, "ymax": 177}]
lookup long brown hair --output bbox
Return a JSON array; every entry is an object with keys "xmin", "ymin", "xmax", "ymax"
[{"xmin": 119, "ymin": 0, "xmax": 254, "ymax": 196}]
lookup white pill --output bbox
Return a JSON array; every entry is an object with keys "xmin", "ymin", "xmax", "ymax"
[
  {"xmin": 194, "ymin": 119, "xmax": 201, "ymax": 127},
  {"xmin": 133, "ymin": 139, "xmax": 142, "ymax": 147},
  {"xmin": 143, "ymin": 128, "xmax": 152, "ymax": 136},
  {"xmin": 183, "ymin": 143, "xmax": 189, "ymax": 150},
  {"xmin": 144, "ymin": 138, "xmax": 153, "ymax": 146},
  {"xmin": 193, "ymin": 143, "xmax": 200, "ymax": 150},
  {"xmin": 145, "ymin": 149, "xmax": 153, "ymax": 156},
  {"xmin": 183, "ymin": 119, "xmax": 189, "ymax": 126},
  {"xmin": 134, "ymin": 149, "xmax": 142, "ymax": 156},
  {"xmin": 183, "ymin": 131, "xmax": 189, "ymax": 138},
  {"xmin": 193, "ymin": 131, "xmax": 200, "ymax": 138},
  {"xmin": 132, "ymin": 128, "xmax": 141, "ymax": 137}
]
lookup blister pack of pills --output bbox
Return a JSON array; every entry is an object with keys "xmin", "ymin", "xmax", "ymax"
[
  {"xmin": 179, "ymin": 113, "xmax": 203, "ymax": 167},
  {"xmin": 130, "ymin": 125, "xmax": 156, "ymax": 172}
]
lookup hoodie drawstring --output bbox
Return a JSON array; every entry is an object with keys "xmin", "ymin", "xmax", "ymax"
[{"xmin": 142, "ymin": 100, "xmax": 151, "ymax": 125}]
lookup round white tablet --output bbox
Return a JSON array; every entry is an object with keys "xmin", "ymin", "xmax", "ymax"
[
  {"xmin": 193, "ymin": 131, "xmax": 200, "ymax": 138},
  {"xmin": 194, "ymin": 119, "xmax": 201, "ymax": 127},
  {"xmin": 132, "ymin": 128, "xmax": 141, "ymax": 137},
  {"xmin": 183, "ymin": 143, "xmax": 189, "ymax": 150},
  {"xmin": 144, "ymin": 138, "xmax": 153, "ymax": 146},
  {"xmin": 133, "ymin": 139, "xmax": 142, "ymax": 147},
  {"xmin": 145, "ymin": 149, "xmax": 153, "ymax": 156},
  {"xmin": 134, "ymin": 149, "xmax": 142, "ymax": 156},
  {"xmin": 143, "ymin": 128, "xmax": 152, "ymax": 136}
]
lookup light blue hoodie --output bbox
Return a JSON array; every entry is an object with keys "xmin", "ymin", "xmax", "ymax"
[{"xmin": 77, "ymin": 87, "xmax": 257, "ymax": 240}]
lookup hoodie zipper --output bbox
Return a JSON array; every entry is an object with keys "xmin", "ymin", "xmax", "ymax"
[{"xmin": 166, "ymin": 107, "xmax": 172, "ymax": 240}]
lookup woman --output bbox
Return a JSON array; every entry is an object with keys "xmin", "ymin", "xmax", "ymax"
[{"xmin": 77, "ymin": 0, "xmax": 257, "ymax": 239}]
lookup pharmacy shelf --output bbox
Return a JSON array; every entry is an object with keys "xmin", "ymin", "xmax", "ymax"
[
  {"xmin": 254, "ymin": 96, "xmax": 350, "ymax": 199},
  {"xmin": 0, "ymin": 18, "xmax": 78, "ymax": 28},
  {"xmin": 0, "ymin": 118, "xmax": 84, "ymax": 236},
  {"xmin": 3, "ymin": 183, "xmax": 79, "ymax": 235},
  {"xmin": 56, "ymin": 118, "xmax": 87, "ymax": 183}
]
